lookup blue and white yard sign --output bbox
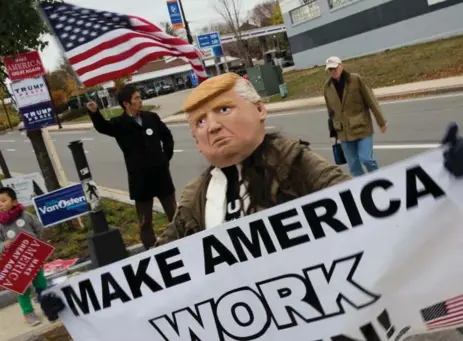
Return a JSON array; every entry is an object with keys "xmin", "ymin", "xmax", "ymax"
[
  {"xmin": 19, "ymin": 101, "xmax": 56, "ymax": 131},
  {"xmin": 196, "ymin": 32, "xmax": 221, "ymax": 49},
  {"xmin": 33, "ymin": 184, "xmax": 89, "ymax": 227}
]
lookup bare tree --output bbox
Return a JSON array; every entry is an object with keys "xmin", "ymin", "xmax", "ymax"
[
  {"xmin": 200, "ymin": 22, "xmax": 233, "ymax": 35},
  {"xmin": 160, "ymin": 21, "xmax": 178, "ymax": 37},
  {"xmin": 214, "ymin": 0, "xmax": 253, "ymax": 68},
  {"xmin": 249, "ymin": 1, "xmax": 275, "ymax": 27}
]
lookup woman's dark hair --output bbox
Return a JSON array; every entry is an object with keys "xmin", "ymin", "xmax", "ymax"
[
  {"xmin": 117, "ymin": 85, "xmax": 139, "ymax": 110},
  {"xmin": 239, "ymin": 132, "xmax": 311, "ymax": 214},
  {"xmin": 0, "ymin": 187, "xmax": 17, "ymax": 201}
]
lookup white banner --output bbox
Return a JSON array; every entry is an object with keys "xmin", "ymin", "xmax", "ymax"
[
  {"xmin": 46, "ymin": 148, "xmax": 463, "ymax": 341},
  {"xmin": 10, "ymin": 76, "xmax": 51, "ymax": 108},
  {"xmin": 1, "ymin": 178, "xmax": 34, "ymax": 207},
  {"xmin": 1, "ymin": 173, "xmax": 46, "ymax": 207}
]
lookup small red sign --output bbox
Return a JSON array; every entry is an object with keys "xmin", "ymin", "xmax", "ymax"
[
  {"xmin": 3, "ymin": 51, "xmax": 46, "ymax": 82},
  {"xmin": 0, "ymin": 233, "xmax": 55, "ymax": 295},
  {"xmin": 44, "ymin": 258, "xmax": 78, "ymax": 276}
]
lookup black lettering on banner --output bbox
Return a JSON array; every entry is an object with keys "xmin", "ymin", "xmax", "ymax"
[
  {"xmin": 361, "ymin": 180, "xmax": 400, "ymax": 218},
  {"xmin": 215, "ymin": 287, "xmax": 271, "ymax": 340},
  {"xmin": 62, "ymin": 280, "xmax": 102, "ymax": 316},
  {"xmin": 394, "ymin": 326, "xmax": 411, "ymax": 341},
  {"xmin": 406, "ymin": 166, "xmax": 446, "ymax": 209},
  {"xmin": 228, "ymin": 219, "xmax": 277, "ymax": 263},
  {"xmin": 339, "ymin": 190, "xmax": 363, "ymax": 227},
  {"xmin": 203, "ymin": 235, "xmax": 238, "ymax": 275},
  {"xmin": 101, "ymin": 272, "xmax": 131, "ymax": 309},
  {"xmin": 256, "ymin": 253, "xmax": 378, "ymax": 330},
  {"xmin": 148, "ymin": 300, "xmax": 221, "ymax": 341},
  {"xmin": 377, "ymin": 309, "xmax": 395, "ymax": 339},
  {"xmin": 304, "ymin": 253, "xmax": 379, "ymax": 317},
  {"xmin": 301, "ymin": 199, "xmax": 349, "ymax": 239},
  {"xmin": 331, "ymin": 309, "xmax": 404, "ymax": 341},
  {"xmin": 154, "ymin": 247, "xmax": 191, "ymax": 288},
  {"xmin": 256, "ymin": 274, "xmax": 324, "ymax": 329},
  {"xmin": 122, "ymin": 257, "xmax": 163, "ymax": 299},
  {"xmin": 331, "ymin": 323, "xmax": 381, "ymax": 341},
  {"xmin": 268, "ymin": 208, "xmax": 310, "ymax": 249},
  {"xmin": 149, "ymin": 253, "xmax": 380, "ymax": 340}
]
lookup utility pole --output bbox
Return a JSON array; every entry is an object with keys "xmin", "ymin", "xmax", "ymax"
[
  {"xmin": 0, "ymin": 149, "xmax": 11, "ymax": 178},
  {"xmin": 0, "ymin": 97, "xmax": 13, "ymax": 131},
  {"xmin": 178, "ymin": 0, "xmax": 194, "ymax": 44}
]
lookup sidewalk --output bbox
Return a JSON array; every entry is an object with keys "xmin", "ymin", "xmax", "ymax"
[
  {"xmin": 0, "ymin": 302, "xmax": 59, "ymax": 341},
  {"xmin": 45, "ymin": 76, "xmax": 463, "ymax": 131}
]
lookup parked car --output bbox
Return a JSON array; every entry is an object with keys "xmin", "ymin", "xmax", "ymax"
[
  {"xmin": 144, "ymin": 88, "xmax": 158, "ymax": 98},
  {"xmin": 155, "ymin": 84, "xmax": 175, "ymax": 96}
]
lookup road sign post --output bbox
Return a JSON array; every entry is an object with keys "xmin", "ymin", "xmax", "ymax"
[
  {"xmin": 166, "ymin": 0, "xmax": 184, "ymax": 30},
  {"xmin": 196, "ymin": 32, "xmax": 226, "ymax": 74},
  {"xmin": 0, "ymin": 148, "xmax": 11, "ymax": 178},
  {"xmin": 68, "ymin": 140, "xmax": 128, "ymax": 268}
]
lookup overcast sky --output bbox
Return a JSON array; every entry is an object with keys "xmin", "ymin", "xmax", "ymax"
[{"xmin": 39, "ymin": 0, "xmax": 266, "ymax": 71}]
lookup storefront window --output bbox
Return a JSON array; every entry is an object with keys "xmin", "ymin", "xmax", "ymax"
[
  {"xmin": 328, "ymin": 0, "xmax": 358, "ymax": 10},
  {"xmin": 290, "ymin": 0, "xmax": 321, "ymax": 24}
]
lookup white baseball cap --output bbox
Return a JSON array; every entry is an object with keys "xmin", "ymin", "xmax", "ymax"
[{"xmin": 325, "ymin": 56, "xmax": 342, "ymax": 70}]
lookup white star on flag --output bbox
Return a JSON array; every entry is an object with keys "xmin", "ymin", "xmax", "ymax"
[{"xmin": 39, "ymin": 1, "xmax": 207, "ymax": 87}]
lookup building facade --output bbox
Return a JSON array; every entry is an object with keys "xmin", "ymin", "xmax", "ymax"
[{"xmin": 279, "ymin": 0, "xmax": 463, "ymax": 69}]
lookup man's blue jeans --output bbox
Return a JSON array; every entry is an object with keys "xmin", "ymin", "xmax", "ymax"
[{"xmin": 341, "ymin": 136, "xmax": 379, "ymax": 177}]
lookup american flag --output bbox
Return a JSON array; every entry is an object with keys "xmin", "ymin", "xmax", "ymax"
[
  {"xmin": 39, "ymin": 2, "xmax": 208, "ymax": 88},
  {"xmin": 420, "ymin": 294, "xmax": 463, "ymax": 330}
]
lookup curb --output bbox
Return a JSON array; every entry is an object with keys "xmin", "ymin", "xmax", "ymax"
[
  {"xmin": 7, "ymin": 323, "xmax": 64, "ymax": 341},
  {"xmin": 45, "ymin": 85, "xmax": 463, "ymax": 131},
  {"xmin": 162, "ymin": 85, "xmax": 463, "ymax": 124}
]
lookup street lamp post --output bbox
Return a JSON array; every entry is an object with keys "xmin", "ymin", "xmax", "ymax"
[
  {"xmin": 68, "ymin": 140, "xmax": 128, "ymax": 268},
  {"xmin": 177, "ymin": 0, "xmax": 194, "ymax": 44}
]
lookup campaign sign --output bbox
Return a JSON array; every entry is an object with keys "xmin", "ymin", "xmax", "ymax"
[
  {"xmin": 3, "ymin": 51, "xmax": 46, "ymax": 82},
  {"xmin": 15, "ymin": 172, "xmax": 47, "ymax": 195},
  {"xmin": 33, "ymin": 184, "xmax": 89, "ymax": 228},
  {"xmin": 10, "ymin": 76, "xmax": 50, "ymax": 108},
  {"xmin": 44, "ymin": 258, "xmax": 79, "ymax": 277},
  {"xmin": 1, "ymin": 177, "xmax": 34, "ymax": 207},
  {"xmin": 0, "ymin": 233, "xmax": 55, "ymax": 295},
  {"xmin": 19, "ymin": 101, "xmax": 56, "ymax": 131},
  {"xmin": 166, "ymin": 0, "xmax": 184, "ymax": 29}
]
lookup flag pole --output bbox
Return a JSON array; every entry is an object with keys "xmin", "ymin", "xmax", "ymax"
[{"xmin": 35, "ymin": 4, "xmax": 93, "ymax": 102}]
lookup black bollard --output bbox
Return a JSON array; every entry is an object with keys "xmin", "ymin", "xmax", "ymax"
[{"xmin": 68, "ymin": 140, "xmax": 128, "ymax": 268}]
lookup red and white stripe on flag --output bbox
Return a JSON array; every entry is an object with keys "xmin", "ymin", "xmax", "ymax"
[
  {"xmin": 70, "ymin": 16, "xmax": 207, "ymax": 87},
  {"xmin": 42, "ymin": 1, "xmax": 208, "ymax": 88}
]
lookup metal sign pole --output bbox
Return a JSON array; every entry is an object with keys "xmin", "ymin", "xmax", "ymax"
[{"xmin": 68, "ymin": 140, "xmax": 128, "ymax": 268}]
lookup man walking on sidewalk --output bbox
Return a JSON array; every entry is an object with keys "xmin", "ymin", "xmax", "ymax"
[
  {"xmin": 324, "ymin": 56, "xmax": 387, "ymax": 177},
  {"xmin": 87, "ymin": 85, "xmax": 177, "ymax": 250}
]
